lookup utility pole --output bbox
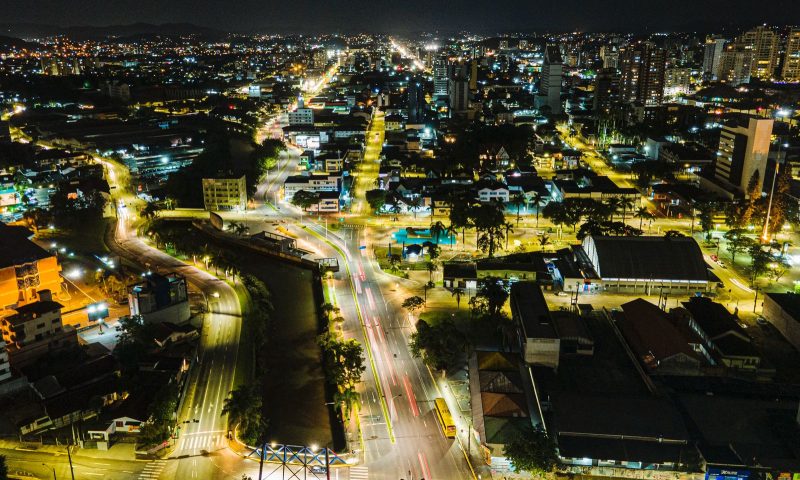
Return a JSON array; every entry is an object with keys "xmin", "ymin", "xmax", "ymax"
[
  {"xmin": 66, "ymin": 443, "xmax": 75, "ymax": 480},
  {"xmin": 325, "ymin": 447, "xmax": 330, "ymax": 480}
]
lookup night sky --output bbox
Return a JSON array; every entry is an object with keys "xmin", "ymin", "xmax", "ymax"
[{"xmin": 5, "ymin": 0, "xmax": 800, "ymax": 33}]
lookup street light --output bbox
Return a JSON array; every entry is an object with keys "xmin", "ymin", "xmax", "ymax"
[{"xmin": 42, "ymin": 463, "xmax": 56, "ymax": 480}]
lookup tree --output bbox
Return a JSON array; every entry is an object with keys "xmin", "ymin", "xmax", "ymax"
[
  {"xmin": 742, "ymin": 170, "xmax": 762, "ymax": 226},
  {"xmin": 0, "ymin": 454, "xmax": 7, "ymax": 480},
  {"xmin": 402, "ymin": 296, "xmax": 426, "ymax": 316},
  {"xmin": 664, "ymin": 230, "xmax": 685, "ymax": 238},
  {"xmin": 409, "ymin": 319, "xmax": 466, "ymax": 372},
  {"xmin": 388, "ymin": 253, "xmax": 402, "ymax": 272},
  {"xmin": 426, "ymin": 260, "xmax": 439, "ymax": 283},
  {"xmin": 477, "ymin": 277, "xmax": 509, "ymax": 318},
  {"xmin": 619, "ymin": 197, "xmax": 635, "ymax": 224},
  {"xmin": 429, "ymin": 220, "xmax": 446, "ymax": 245},
  {"xmin": 768, "ymin": 161, "xmax": 793, "ymax": 236},
  {"xmin": 724, "ymin": 228, "xmax": 751, "ymax": 265},
  {"xmin": 503, "ymin": 426, "xmax": 558, "ymax": 475},
  {"xmin": 291, "ymin": 190, "xmax": 321, "ymax": 211},
  {"xmin": 320, "ymin": 302, "xmax": 337, "ymax": 321},
  {"xmin": 538, "ymin": 233, "xmax": 552, "ymax": 251},
  {"xmin": 530, "ymin": 191, "xmax": 545, "ymax": 228},
  {"xmin": 222, "ymin": 385, "xmax": 264, "ymax": 444},
  {"xmin": 696, "ymin": 201, "xmax": 717, "ymax": 239},
  {"xmin": 448, "ymin": 193, "xmax": 474, "ymax": 245},
  {"xmin": 365, "ymin": 189, "xmax": 387, "ymax": 213},
  {"xmin": 634, "ymin": 206, "xmax": 654, "ymax": 231},
  {"xmin": 510, "ymin": 191, "xmax": 527, "ymax": 226},
  {"xmin": 604, "ymin": 196, "xmax": 622, "ymax": 222},
  {"xmin": 473, "ymin": 200, "xmax": 506, "ymax": 258},
  {"xmin": 748, "ymin": 244, "xmax": 772, "ymax": 285},
  {"xmin": 452, "ymin": 288, "xmax": 464, "ymax": 309}
]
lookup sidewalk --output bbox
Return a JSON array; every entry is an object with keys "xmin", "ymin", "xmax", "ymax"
[{"xmin": 0, "ymin": 438, "xmax": 140, "ymax": 461}]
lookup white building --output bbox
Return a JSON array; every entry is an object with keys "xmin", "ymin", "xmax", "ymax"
[{"xmin": 202, "ymin": 175, "xmax": 247, "ymax": 211}]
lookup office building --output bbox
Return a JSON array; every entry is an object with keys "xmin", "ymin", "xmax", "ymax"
[
  {"xmin": 714, "ymin": 116, "xmax": 773, "ymax": 196},
  {"xmin": 783, "ymin": 28, "xmax": 800, "ymax": 82},
  {"xmin": 738, "ymin": 25, "xmax": 779, "ymax": 80},
  {"xmin": 202, "ymin": 175, "xmax": 247, "ymax": 211},
  {"xmin": 619, "ymin": 42, "xmax": 666, "ymax": 106},
  {"xmin": 0, "ymin": 225, "xmax": 63, "ymax": 312},
  {"xmin": 449, "ymin": 76, "xmax": 470, "ymax": 113},
  {"xmin": 128, "ymin": 273, "xmax": 190, "ymax": 324},
  {"xmin": 406, "ymin": 78, "xmax": 426, "ymax": 123},
  {"xmin": 433, "ymin": 56, "xmax": 450, "ymax": 99},
  {"xmin": 703, "ymin": 37, "xmax": 727, "ymax": 79},
  {"xmin": 592, "ymin": 68, "xmax": 620, "ymax": 115},
  {"xmin": 536, "ymin": 45, "xmax": 563, "ymax": 114},
  {"xmin": 718, "ymin": 45, "xmax": 754, "ymax": 86}
]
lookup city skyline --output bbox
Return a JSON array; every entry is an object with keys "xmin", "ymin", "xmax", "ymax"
[{"xmin": 5, "ymin": 0, "xmax": 799, "ymax": 35}]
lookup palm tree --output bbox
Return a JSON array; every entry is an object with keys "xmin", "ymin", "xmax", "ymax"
[
  {"xmin": 538, "ymin": 233, "xmax": 552, "ymax": 252},
  {"xmin": 511, "ymin": 191, "xmax": 526, "ymax": 226},
  {"xmin": 388, "ymin": 195, "xmax": 402, "ymax": 222},
  {"xmin": 531, "ymin": 191, "xmax": 545, "ymax": 228},
  {"xmin": 429, "ymin": 221, "xmax": 446, "ymax": 245},
  {"xmin": 426, "ymin": 260, "xmax": 439, "ymax": 282},
  {"xmin": 444, "ymin": 223, "xmax": 458, "ymax": 249},
  {"xmin": 504, "ymin": 221, "xmax": 514, "ymax": 250},
  {"xmin": 604, "ymin": 197, "xmax": 622, "ymax": 222},
  {"xmin": 407, "ymin": 196, "xmax": 423, "ymax": 219},
  {"xmin": 619, "ymin": 197, "xmax": 636, "ymax": 224},
  {"xmin": 221, "ymin": 385, "xmax": 260, "ymax": 430},
  {"xmin": 452, "ymin": 288, "xmax": 465, "ymax": 310},
  {"xmin": 634, "ymin": 207, "xmax": 654, "ymax": 231},
  {"xmin": 334, "ymin": 387, "xmax": 361, "ymax": 421}
]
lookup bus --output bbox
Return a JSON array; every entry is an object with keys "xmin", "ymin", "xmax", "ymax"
[{"xmin": 433, "ymin": 398, "xmax": 456, "ymax": 438}]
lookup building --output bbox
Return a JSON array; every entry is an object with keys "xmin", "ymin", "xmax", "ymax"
[
  {"xmin": 288, "ymin": 96, "xmax": 314, "ymax": 125},
  {"xmin": 718, "ymin": 44, "xmax": 754, "ymax": 85},
  {"xmin": 703, "ymin": 37, "xmax": 727, "ymax": 79},
  {"xmin": 449, "ymin": 76, "xmax": 470, "ymax": 113},
  {"xmin": 0, "ymin": 341, "xmax": 12, "ymax": 383},
  {"xmin": 406, "ymin": 79, "xmax": 426, "ymax": 124},
  {"xmin": 783, "ymin": 27, "xmax": 800, "ymax": 82},
  {"xmin": 592, "ymin": 68, "xmax": 620, "ymax": 115},
  {"xmin": 509, "ymin": 282, "xmax": 560, "ymax": 369},
  {"xmin": 762, "ymin": 292, "xmax": 800, "ymax": 350},
  {"xmin": 619, "ymin": 42, "xmax": 666, "ymax": 106},
  {"xmin": 202, "ymin": 175, "xmax": 247, "ymax": 211},
  {"xmin": 600, "ymin": 45, "xmax": 619, "ymax": 69},
  {"xmin": 575, "ymin": 235, "xmax": 714, "ymax": 293},
  {"xmin": 433, "ymin": 56, "xmax": 449, "ymax": 99},
  {"xmin": 712, "ymin": 116, "xmax": 773, "ymax": 196},
  {"xmin": 664, "ymin": 67, "xmax": 691, "ymax": 96},
  {"xmin": 738, "ymin": 25, "xmax": 779, "ymax": 80},
  {"xmin": 536, "ymin": 46, "xmax": 563, "ymax": 114},
  {"xmin": 128, "ymin": 273, "xmax": 190, "ymax": 325},
  {"xmin": 0, "ymin": 224, "xmax": 63, "ymax": 311},
  {"xmin": 0, "ymin": 290, "xmax": 78, "ymax": 369},
  {"xmin": 283, "ymin": 173, "xmax": 341, "ymax": 201}
]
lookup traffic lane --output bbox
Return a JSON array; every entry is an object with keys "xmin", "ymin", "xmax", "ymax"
[{"xmin": 0, "ymin": 448, "xmax": 147, "ymax": 480}]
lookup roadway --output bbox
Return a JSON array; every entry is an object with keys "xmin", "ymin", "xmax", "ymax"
[
  {"xmin": 102, "ymin": 158, "xmax": 244, "ymax": 480},
  {"xmin": 0, "ymin": 445, "xmax": 151, "ymax": 480}
]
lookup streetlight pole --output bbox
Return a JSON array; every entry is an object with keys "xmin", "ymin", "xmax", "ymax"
[
  {"xmin": 66, "ymin": 444, "xmax": 75, "ymax": 480},
  {"xmin": 762, "ymin": 143, "xmax": 788, "ymax": 243},
  {"xmin": 42, "ymin": 463, "xmax": 56, "ymax": 480}
]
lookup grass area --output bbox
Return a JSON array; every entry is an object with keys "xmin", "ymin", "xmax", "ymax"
[
  {"xmin": 419, "ymin": 309, "xmax": 471, "ymax": 326},
  {"xmin": 36, "ymin": 217, "xmax": 111, "ymax": 255}
]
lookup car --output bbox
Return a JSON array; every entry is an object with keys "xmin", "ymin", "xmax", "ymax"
[
  {"xmin": 555, "ymin": 291, "xmax": 568, "ymax": 297},
  {"xmin": 756, "ymin": 317, "xmax": 768, "ymax": 327},
  {"xmin": 309, "ymin": 466, "xmax": 327, "ymax": 474}
]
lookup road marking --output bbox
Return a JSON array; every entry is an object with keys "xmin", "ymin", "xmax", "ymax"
[{"xmin": 349, "ymin": 466, "xmax": 369, "ymax": 479}]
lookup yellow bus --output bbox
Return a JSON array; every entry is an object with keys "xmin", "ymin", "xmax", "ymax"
[{"xmin": 433, "ymin": 398, "xmax": 456, "ymax": 438}]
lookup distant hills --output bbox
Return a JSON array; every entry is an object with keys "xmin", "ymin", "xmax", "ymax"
[{"xmin": 0, "ymin": 22, "xmax": 226, "ymax": 40}]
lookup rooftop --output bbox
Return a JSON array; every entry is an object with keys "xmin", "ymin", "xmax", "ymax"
[
  {"xmin": 0, "ymin": 224, "xmax": 53, "ymax": 269},
  {"xmin": 584, "ymin": 235, "xmax": 709, "ymax": 282}
]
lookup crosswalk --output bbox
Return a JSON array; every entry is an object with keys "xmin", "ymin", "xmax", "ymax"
[
  {"xmin": 139, "ymin": 459, "xmax": 166, "ymax": 480},
  {"xmin": 349, "ymin": 466, "xmax": 369, "ymax": 479},
  {"xmin": 175, "ymin": 431, "xmax": 227, "ymax": 453}
]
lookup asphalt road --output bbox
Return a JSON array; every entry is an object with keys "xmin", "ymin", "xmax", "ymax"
[{"xmin": 0, "ymin": 446, "xmax": 149, "ymax": 480}]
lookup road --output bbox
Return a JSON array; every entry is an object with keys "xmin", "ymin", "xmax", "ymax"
[
  {"xmin": 103, "ymin": 158, "xmax": 244, "ymax": 480},
  {"xmin": 0, "ymin": 446, "xmax": 151, "ymax": 480}
]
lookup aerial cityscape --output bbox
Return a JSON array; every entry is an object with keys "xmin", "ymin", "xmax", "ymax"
[{"xmin": 1, "ymin": 2, "xmax": 800, "ymax": 480}]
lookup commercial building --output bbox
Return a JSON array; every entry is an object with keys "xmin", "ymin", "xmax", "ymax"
[
  {"xmin": 536, "ymin": 46, "xmax": 563, "ymax": 114},
  {"xmin": 433, "ymin": 56, "xmax": 449, "ymax": 99},
  {"xmin": 128, "ymin": 273, "xmax": 190, "ymax": 325},
  {"xmin": 619, "ymin": 42, "xmax": 666, "ymax": 106},
  {"xmin": 283, "ymin": 173, "xmax": 341, "ymax": 201},
  {"xmin": 573, "ymin": 235, "xmax": 713, "ymax": 293},
  {"xmin": 288, "ymin": 96, "xmax": 314, "ymax": 125},
  {"xmin": 0, "ymin": 224, "xmax": 63, "ymax": 311},
  {"xmin": 783, "ymin": 27, "xmax": 800, "ymax": 82},
  {"xmin": 711, "ymin": 116, "xmax": 773, "ymax": 196},
  {"xmin": 202, "ymin": 174, "xmax": 247, "ymax": 211},
  {"xmin": 509, "ymin": 282, "xmax": 560, "ymax": 368}
]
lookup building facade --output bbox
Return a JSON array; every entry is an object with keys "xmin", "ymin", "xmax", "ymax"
[
  {"xmin": 783, "ymin": 28, "xmax": 800, "ymax": 82},
  {"xmin": 714, "ymin": 117, "xmax": 773, "ymax": 195},
  {"xmin": 619, "ymin": 42, "xmax": 666, "ymax": 106},
  {"xmin": 202, "ymin": 175, "xmax": 247, "ymax": 211}
]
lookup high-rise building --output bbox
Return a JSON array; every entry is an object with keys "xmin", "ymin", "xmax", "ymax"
[
  {"xmin": 593, "ymin": 68, "xmax": 620, "ymax": 115},
  {"xmin": 738, "ymin": 26, "xmax": 779, "ymax": 80},
  {"xmin": 433, "ymin": 56, "xmax": 450, "ymax": 99},
  {"xmin": 782, "ymin": 28, "xmax": 800, "ymax": 82},
  {"xmin": 449, "ymin": 76, "xmax": 470, "ymax": 113},
  {"xmin": 499, "ymin": 39, "xmax": 510, "ymax": 50},
  {"xmin": 714, "ymin": 117, "xmax": 773, "ymax": 196},
  {"xmin": 407, "ymin": 79, "xmax": 427, "ymax": 123},
  {"xmin": 718, "ymin": 45, "xmax": 754, "ymax": 86},
  {"xmin": 702, "ymin": 37, "xmax": 727, "ymax": 79},
  {"xmin": 619, "ymin": 42, "xmax": 666, "ymax": 106},
  {"xmin": 600, "ymin": 45, "xmax": 619, "ymax": 69},
  {"xmin": 469, "ymin": 60, "xmax": 478, "ymax": 92},
  {"xmin": 536, "ymin": 45, "xmax": 563, "ymax": 114},
  {"xmin": 664, "ymin": 67, "xmax": 692, "ymax": 96}
]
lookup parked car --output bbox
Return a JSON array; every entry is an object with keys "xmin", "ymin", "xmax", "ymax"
[{"xmin": 756, "ymin": 316, "xmax": 768, "ymax": 327}]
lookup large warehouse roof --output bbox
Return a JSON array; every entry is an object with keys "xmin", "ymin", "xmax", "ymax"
[{"xmin": 583, "ymin": 235, "xmax": 709, "ymax": 282}]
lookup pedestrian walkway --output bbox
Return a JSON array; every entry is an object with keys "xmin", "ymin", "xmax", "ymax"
[
  {"xmin": 348, "ymin": 466, "xmax": 369, "ymax": 479},
  {"xmin": 138, "ymin": 459, "xmax": 166, "ymax": 479},
  {"xmin": 173, "ymin": 431, "xmax": 227, "ymax": 455}
]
